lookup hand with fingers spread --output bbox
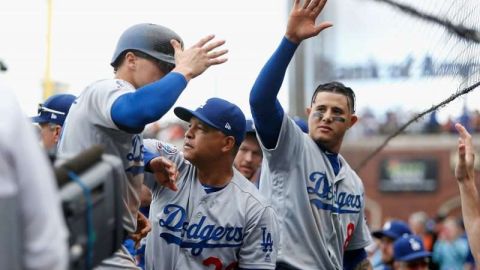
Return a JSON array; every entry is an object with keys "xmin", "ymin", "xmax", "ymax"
[
  {"xmin": 286, "ymin": 0, "xmax": 333, "ymax": 44},
  {"xmin": 455, "ymin": 123, "xmax": 475, "ymax": 183},
  {"xmin": 171, "ymin": 35, "xmax": 228, "ymax": 81},
  {"xmin": 149, "ymin": 156, "xmax": 179, "ymax": 191}
]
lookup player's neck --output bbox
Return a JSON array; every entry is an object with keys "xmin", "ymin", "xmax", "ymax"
[{"xmin": 197, "ymin": 163, "xmax": 234, "ymax": 187}]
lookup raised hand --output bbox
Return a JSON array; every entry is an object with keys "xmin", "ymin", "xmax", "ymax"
[
  {"xmin": 149, "ymin": 156, "xmax": 179, "ymax": 191},
  {"xmin": 171, "ymin": 35, "xmax": 228, "ymax": 81},
  {"xmin": 455, "ymin": 123, "xmax": 475, "ymax": 183},
  {"xmin": 286, "ymin": 0, "xmax": 333, "ymax": 44}
]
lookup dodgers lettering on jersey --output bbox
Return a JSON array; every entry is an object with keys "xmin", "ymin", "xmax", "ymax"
[
  {"xmin": 143, "ymin": 139, "xmax": 278, "ymax": 270},
  {"xmin": 158, "ymin": 204, "xmax": 243, "ymax": 256},
  {"xmin": 258, "ymin": 115, "xmax": 371, "ymax": 270},
  {"xmin": 307, "ymin": 171, "xmax": 362, "ymax": 214}
]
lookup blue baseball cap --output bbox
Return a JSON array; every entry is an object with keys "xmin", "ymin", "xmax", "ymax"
[
  {"xmin": 372, "ymin": 220, "xmax": 412, "ymax": 240},
  {"xmin": 394, "ymin": 235, "xmax": 431, "ymax": 262},
  {"xmin": 174, "ymin": 98, "xmax": 246, "ymax": 145},
  {"xmin": 31, "ymin": 94, "xmax": 76, "ymax": 126},
  {"xmin": 245, "ymin": 119, "xmax": 256, "ymax": 134}
]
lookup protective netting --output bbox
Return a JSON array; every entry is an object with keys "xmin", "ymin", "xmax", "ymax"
[{"xmin": 355, "ymin": 0, "xmax": 480, "ymax": 171}]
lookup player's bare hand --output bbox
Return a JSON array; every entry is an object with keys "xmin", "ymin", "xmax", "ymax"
[
  {"xmin": 455, "ymin": 123, "xmax": 475, "ymax": 183},
  {"xmin": 171, "ymin": 35, "xmax": 228, "ymax": 81},
  {"xmin": 150, "ymin": 156, "xmax": 179, "ymax": 191},
  {"xmin": 286, "ymin": 0, "xmax": 333, "ymax": 44},
  {"xmin": 130, "ymin": 212, "xmax": 151, "ymax": 248}
]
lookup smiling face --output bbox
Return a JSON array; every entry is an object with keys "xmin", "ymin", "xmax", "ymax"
[{"xmin": 306, "ymin": 91, "xmax": 357, "ymax": 153}]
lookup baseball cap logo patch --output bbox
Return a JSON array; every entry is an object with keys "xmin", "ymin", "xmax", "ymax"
[
  {"xmin": 225, "ymin": 122, "xmax": 231, "ymax": 130},
  {"xmin": 409, "ymin": 238, "xmax": 421, "ymax": 251}
]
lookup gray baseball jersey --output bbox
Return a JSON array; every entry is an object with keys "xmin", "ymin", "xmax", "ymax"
[
  {"xmin": 143, "ymin": 139, "xmax": 278, "ymax": 270},
  {"xmin": 58, "ymin": 79, "xmax": 143, "ymax": 233},
  {"xmin": 258, "ymin": 115, "xmax": 371, "ymax": 270}
]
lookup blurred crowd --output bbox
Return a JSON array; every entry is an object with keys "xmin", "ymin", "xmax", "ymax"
[{"xmin": 348, "ymin": 106, "xmax": 480, "ymax": 138}]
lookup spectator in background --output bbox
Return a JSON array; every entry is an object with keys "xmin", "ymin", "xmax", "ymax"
[
  {"xmin": 470, "ymin": 109, "xmax": 480, "ymax": 133},
  {"xmin": 424, "ymin": 111, "xmax": 441, "ymax": 134},
  {"xmin": 408, "ymin": 211, "xmax": 434, "ymax": 252},
  {"xmin": 432, "ymin": 217, "xmax": 470, "ymax": 270},
  {"xmin": 380, "ymin": 110, "xmax": 400, "ymax": 135},
  {"xmin": 392, "ymin": 235, "xmax": 431, "ymax": 270},
  {"xmin": 234, "ymin": 119, "xmax": 262, "ymax": 184},
  {"xmin": 31, "ymin": 93, "xmax": 76, "ymax": 155},
  {"xmin": 372, "ymin": 220, "xmax": 412, "ymax": 270}
]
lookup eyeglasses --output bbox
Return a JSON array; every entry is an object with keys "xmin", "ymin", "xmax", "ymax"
[{"xmin": 37, "ymin": 103, "xmax": 65, "ymax": 116}]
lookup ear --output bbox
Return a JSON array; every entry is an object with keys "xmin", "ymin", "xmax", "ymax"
[
  {"xmin": 124, "ymin": 52, "xmax": 137, "ymax": 70},
  {"xmin": 306, "ymin": 107, "xmax": 312, "ymax": 118},
  {"xmin": 348, "ymin": 114, "xmax": 358, "ymax": 128},
  {"xmin": 222, "ymin": 136, "xmax": 236, "ymax": 153},
  {"xmin": 54, "ymin": 126, "xmax": 62, "ymax": 143}
]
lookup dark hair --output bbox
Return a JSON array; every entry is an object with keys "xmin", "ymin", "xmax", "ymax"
[
  {"xmin": 310, "ymin": 81, "xmax": 356, "ymax": 113},
  {"xmin": 112, "ymin": 50, "xmax": 175, "ymax": 74}
]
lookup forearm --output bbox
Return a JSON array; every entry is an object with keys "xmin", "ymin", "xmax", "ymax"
[
  {"xmin": 249, "ymin": 37, "xmax": 298, "ymax": 148},
  {"xmin": 458, "ymin": 180, "xmax": 480, "ymax": 263},
  {"xmin": 111, "ymin": 72, "xmax": 187, "ymax": 132}
]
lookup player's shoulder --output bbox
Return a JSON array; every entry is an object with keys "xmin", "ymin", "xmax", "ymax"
[
  {"xmin": 82, "ymin": 78, "xmax": 135, "ymax": 95},
  {"xmin": 230, "ymin": 170, "xmax": 271, "ymax": 208}
]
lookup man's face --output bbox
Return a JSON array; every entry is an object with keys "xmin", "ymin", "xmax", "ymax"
[
  {"xmin": 39, "ymin": 122, "xmax": 61, "ymax": 150},
  {"xmin": 234, "ymin": 134, "xmax": 262, "ymax": 180},
  {"xmin": 380, "ymin": 236, "xmax": 395, "ymax": 264},
  {"xmin": 306, "ymin": 92, "xmax": 357, "ymax": 152},
  {"xmin": 183, "ymin": 117, "xmax": 231, "ymax": 165}
]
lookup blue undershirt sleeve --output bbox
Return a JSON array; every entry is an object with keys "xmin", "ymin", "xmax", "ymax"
[
  {"xmin": 343, "ymin": 248, "xmax": 368, "ymax": 270},
  {"xmin": 143, "ymin": 148, "xmax": 159, "ymax": 173},
  {"xmin": 111, "ymin": 72, "xmax": 188, "ymax": 133},
  {"xmin": 249, "ymin": 37, "xmax": 298, "ymax": 149}
]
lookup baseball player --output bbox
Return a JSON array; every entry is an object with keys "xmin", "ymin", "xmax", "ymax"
[
  {"xmin": 58, "ymin": 23, "xmax": 227, "ymax": 268},
  {"xmin": 234, "ymin": 119, "xmax": 263, "ymax": 184},
  {"xmin": 143, "ymin": 97, "xmax": 278, "ymax": 270},
  {"xmin": 31, "ymin": 93, "xmax": 76, "ymax": 154},
  {"xmin": 371, "ymin": 220, "xmax": 412, "ymax": 270},
  {"xmin": 392, "ymin": 235, "xmax": 431, "ymax": 270},
  {"xmin": 249, "ymin": 0, "xmax": 372, "ymax": 269}
]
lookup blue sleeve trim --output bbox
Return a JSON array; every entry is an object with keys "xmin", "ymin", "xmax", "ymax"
[
  {"xmin": 111, "ymin": 72, "xmax": 187, "ymax": 133},
  {"xmin": 249, "ymin": 37, "xmax": 298, "ymax": 149},
  {"xmin": 143, "ymin": 148, "xmax": 160, "ymax": 173},
  {"xmin": 343, "ymin": 248, "xmax": 368, "ymax": 270}
]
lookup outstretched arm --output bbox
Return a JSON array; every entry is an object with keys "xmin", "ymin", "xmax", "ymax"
[
  {"xmin": 250, "ymin": 0, "xmax": 332, "ymax": 149},
  {"xmin": 455, "ymin": 123, "xmax": 480, "ymax": 265},
  {"xmin": 112, "ymin": 35, "xmax": 228, "ymax": 133}
]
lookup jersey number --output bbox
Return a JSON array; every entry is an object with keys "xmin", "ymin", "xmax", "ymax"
[
  {"xmin": 343, "ymin": 223, "xmax": 355, "ymax": 250},
  {"xmin": 203, "ymin": 257, "xmax": 238, "ymax": 270}
]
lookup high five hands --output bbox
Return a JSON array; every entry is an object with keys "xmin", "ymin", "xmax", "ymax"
[{"xmin": 286, "ymin": 0, "xmax": 333, "ymax": 44}]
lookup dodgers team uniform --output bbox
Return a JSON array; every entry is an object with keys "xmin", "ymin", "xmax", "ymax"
[
  {"xmin": 58, "ymin": 79, "xmax": 144, "ymax": 234},
  {"xmin": 143, "ymin": 139, "xmax": 278, "ymax": 270},
  {"xmin": 258, "ymin": 115, "xmax": 371, "ymax": 270}
]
